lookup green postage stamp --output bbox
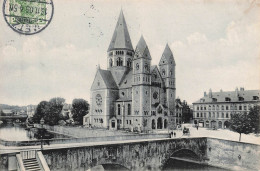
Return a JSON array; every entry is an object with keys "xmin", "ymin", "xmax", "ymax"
[{"xmin": 3, "ymin": 0, "xmax": 54, "ymax": 35}]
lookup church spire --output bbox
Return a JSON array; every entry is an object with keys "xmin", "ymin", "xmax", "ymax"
[
  {"xmin": 159, "ymin": 43, "xmax": 175, "ymax": 66},
  {"xmin": 107, "ymin": 10, "xmax": 133, "ymax": 52},
  {"xmin": 134, "ymin": 35, "xmax": 151, "ymax": 60}
]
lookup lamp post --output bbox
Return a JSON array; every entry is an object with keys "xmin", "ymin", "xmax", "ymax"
[{"xmin": 40, "ymin": 118, "xmax": 44, "ymax": 150}]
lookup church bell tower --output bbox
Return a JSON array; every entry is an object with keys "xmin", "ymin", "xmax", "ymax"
[{"xmin": 107, "ymin": 10, "xmax": 134, "ymax": 85}]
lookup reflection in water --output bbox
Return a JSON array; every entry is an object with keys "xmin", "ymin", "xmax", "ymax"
[
  {"xmin": 0, "ymin": 123, "xmax": 71, "ymax": 141},
  {"xmin": 163, "ymin": 159, "xmax": 230, "ymax": 171}
]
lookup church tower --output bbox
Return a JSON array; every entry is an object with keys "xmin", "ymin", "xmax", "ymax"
[
  {"xmin": 159, "ymin": 44, "xmax": 176, "ymax": 129},
  {"xmin": 107, "ymin": 10, "xmax": 134, "ymax": 85},
  {"xmin": 132, "ymin": 36, "xmax": 152, "ymax": 131}
]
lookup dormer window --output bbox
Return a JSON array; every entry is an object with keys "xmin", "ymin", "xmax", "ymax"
[
  {"xmin": 253, "ymin": 96, "xmax": 259, "ymax": 100},
  {"xmin": 212, "ymin": 98, "xmax": 217, "ymax": 102},
  {"xmin": 225, "ymin": 97, "xmax": 231, "ymax": 102},
  {"xmin": 239, "ymin": 97, "xmax": 244, "ymax": 101}
]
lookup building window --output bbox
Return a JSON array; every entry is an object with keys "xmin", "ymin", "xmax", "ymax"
[
  {"xmin": 201, "ymin": 106, "xmax": 203, "ymax": 110},
  {"xmin": 244, "ymin": 106, "xmax": 247, "ymax": 110},
  {"xmin": 253, "ymin": 96, "xmax": 259, "ymax": 100},
  {"xmin": 225, "ymin": 97, "xmax": 231, "ymax": 102},
  {"xmin": 222, "ymin": 113, "xmax": 224, "ymax": 118},
  {"xmin": 144, "ymin": 63, "xmax": 149, "ymax": 71},
  {"xmin": 213, "ymin": 98, "xmax": 217, "ymax": 102},
  {"xmin": 162, "ymin": 69, "xmax": 165, "ymax": 76},
  {"xmin": 226, "ymin": 113, "xmax": 229, "ymax": 118},
  {"xmin": 200, "ymin": 113, "xmax": 203, "ymax": 117},
  {"xmin": 226, "ymin": 106, "xmax": 229, "ymax": 110},
  {"xmin": 128, "ymin": 104, "xmax": 131, "ymax": 115},
  {"xmin": 197, "ymin": 106, "xmax": 199, "ymax": 110},
  {"xmin": 127, "ymin": 58, "xmax": 132, "ymax": 67},
  {"xmin": 197, "ymin": 113, "xmax": 199, "ymax": 117},
  {"xmin": 116, "ymin": 57, "xmax": 123, "ymax": 66},
  {"xmin": 170, "ymin": 71, "xmax": 172, "ymax": 75},
  {"xmin": 209, "ymin": 112, "xmax": 211, "ymax": 118},
  {"xmin": 221, "ymin": 105, "xmax": 224, "ymax": 110},
  {"xmin": 239, "ymin": 106, "xmax": 242, "ymax": 110},
  {"xmin": 204, "ymin": 113, "xmax": 206, "ymax": 118},
  {"xmin": 118, "ymin": 104, "xmax": 121, "ymax": 115},
  {"xmin": 109, "ymin": 59, "xmax": 113, "ymax": 67},
  {"xmin": 204, "ymin": 107, "xmax": 206, "ymax": 110},
  {"xmin": 217, "ymin": 112, "xmax": 219, "ymax": 118}
]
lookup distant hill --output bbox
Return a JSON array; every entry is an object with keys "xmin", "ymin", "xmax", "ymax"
[{"xmin": 0, "ymin": 104, "xmax": 36, "ymax": 111}]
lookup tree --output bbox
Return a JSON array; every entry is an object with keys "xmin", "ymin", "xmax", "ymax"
[
  {"xmin": 248, "ymin": 105, "xmax": 260, "ymax": 134},
  {"xmin": 45, "ymin": 97, "xmax": 65, "ymax": 125},
  {"xmin": 71, "ymin": 99, "xmax": 89, "ymax": 125},
  {"xmin": 230, "ymin": 112, "xmax": 253, "ymax": 141},
  {"xmin": 33, "ymin": 101, "xmax": 50, "ymax": 123}
]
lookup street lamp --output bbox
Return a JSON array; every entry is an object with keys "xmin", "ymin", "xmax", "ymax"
[{"xmin": 40, "ymin": 118, "xmax": 44, "ymax": 150}]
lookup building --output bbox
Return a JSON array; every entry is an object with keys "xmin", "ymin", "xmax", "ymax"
[
  {"xmin": 87, "ymin": 10, "xmax": 176, "ymax": 132},
  {"xmin": 193, "ymin": 88, "xmax": 260, "ymax": 129},
  {"xmin": 62, "ymin": 103, "xmax": 72, "ymax": 119},
  {"xmin": 175, "ymin": 98, "xmax": 193, "ymax": 125},
  {"xmin": 175, "ymin": 98, "xmax": 183, "ymax": 124},
  {"xmin": 26, "ymin": 105, "xmax": 36, "ymax": 118}
]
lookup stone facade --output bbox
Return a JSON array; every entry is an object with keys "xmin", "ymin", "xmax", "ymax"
[
  {"xmin": 193, "ymin": 88, "xmax": 260, "ymax": 129},
  {"xmin": 87, "ymin": 10, "xmax": 176, "ymax": 132}
]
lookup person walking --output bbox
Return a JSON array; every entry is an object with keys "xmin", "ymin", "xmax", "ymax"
[{"xmin": 174, "ymin": 132, "xmax": 176, "ymax": 138}]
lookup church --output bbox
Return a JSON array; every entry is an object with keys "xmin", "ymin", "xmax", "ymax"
[{"xmin": 84, "ymin": 10, "xmax": 176, "ymax": 132}]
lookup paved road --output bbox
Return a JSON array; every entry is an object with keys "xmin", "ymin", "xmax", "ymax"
[{"xmin": 1, "ymin": 127, "xmax": 259, "ymax": 154}]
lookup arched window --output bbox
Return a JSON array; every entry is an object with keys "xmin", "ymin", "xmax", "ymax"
[
  {"xmin": 118, "ymin": 104, "xmax": 121, "ymax": 115},
  {"xmin": 164, "ymin": 119, "xmax": 167, "ymax": 129},
  {"xmin": 128, "ymin": 104, "xmax": 131, "ymax": 115},
  {"xmin": 152, "ymin": 119, "xmax": 156, "ymax": 129},
  {"xmin": 109, "ymin": 58, "xmax": 113, "ymax": 67},
  {"xmin": 162, "ymin": 69, "xmax": 165, "ymax": 76},
  {"xmin": 127, "ymin": 58, "xmax": 131, "ymax": 67},
  {"xmin": 116, "ymin": 57, "xmax": 123, "ymax": 66},
  {"xmin": 144, "ymin": 63, "xmax": 149, "ymax": 71}
]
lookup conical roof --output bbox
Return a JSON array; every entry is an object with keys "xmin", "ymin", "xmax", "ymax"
[
  {"xmin": 134, "ymin": 36, "xmax": 151, "ymax": 59},
  {"xmin": 107, "ymin": 10, "xmax": 133, "ymax": 52},
  {"xmin": 159, "ymin": 44, "xmax": 175, "ymax": 65}
]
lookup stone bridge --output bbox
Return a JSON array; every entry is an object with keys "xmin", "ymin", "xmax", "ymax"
[
  {"xmin": 1, "ymin": 137, "xmax": 259, "ymax": 171},
  {"xmin": 42, "ymin": 137, "xmax": 208, "ymax": 171},
  {"xmin": 0, "ymin": 114, "xmax": 28, "ymax": 123}
]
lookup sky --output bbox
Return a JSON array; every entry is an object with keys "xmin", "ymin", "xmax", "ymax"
[{"xmin": 0, "ymin": 0, "xmax": 260, "ymax": 106}]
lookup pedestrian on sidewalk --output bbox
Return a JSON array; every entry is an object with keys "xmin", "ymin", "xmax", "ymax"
[{"xmin": 174, "ymin": 132, "xmax": 176, "ymax": 137}]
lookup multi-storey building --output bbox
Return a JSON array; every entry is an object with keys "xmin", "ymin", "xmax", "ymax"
[
  {"xmin": 175, "ymin": 98, "xmax": 183, "ymax": 124},
  {"xmin": 193, "ymin": 88, "xmax": 260, "ymax": 129},
  {"xmin": 85, "ymin": 10, "xmax": 177, "ymax": 132}
]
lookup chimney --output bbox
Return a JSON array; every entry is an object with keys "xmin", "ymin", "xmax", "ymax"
[
  {"xmin": 209, "ymin": 89, "xmax": 213, "ymax": 98},
  {"xmin": 235, "ymin": 87, "xmax": 239, "ymax": 97},
  {"xmin": 204, "ymin": 92, "xmax": 207, "ymax": 97},
  {"xmin": 240, "ymin": 87, "xmax": 244, "ymax": 91}
]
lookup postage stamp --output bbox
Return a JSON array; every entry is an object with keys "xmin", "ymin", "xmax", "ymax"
[{"xmin": 2, "ymin": 0, "xmax": 54, "ymax": 35}]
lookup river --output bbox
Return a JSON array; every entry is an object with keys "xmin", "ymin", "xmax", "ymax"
[{"xmin": 0, "ymin": 123, "xmax": 71, "ymax": 141}]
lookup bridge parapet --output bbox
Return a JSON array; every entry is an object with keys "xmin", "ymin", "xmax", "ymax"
[{"xmin": 41, "ymin": 137, "xmax": 208, "ymax": 171}]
